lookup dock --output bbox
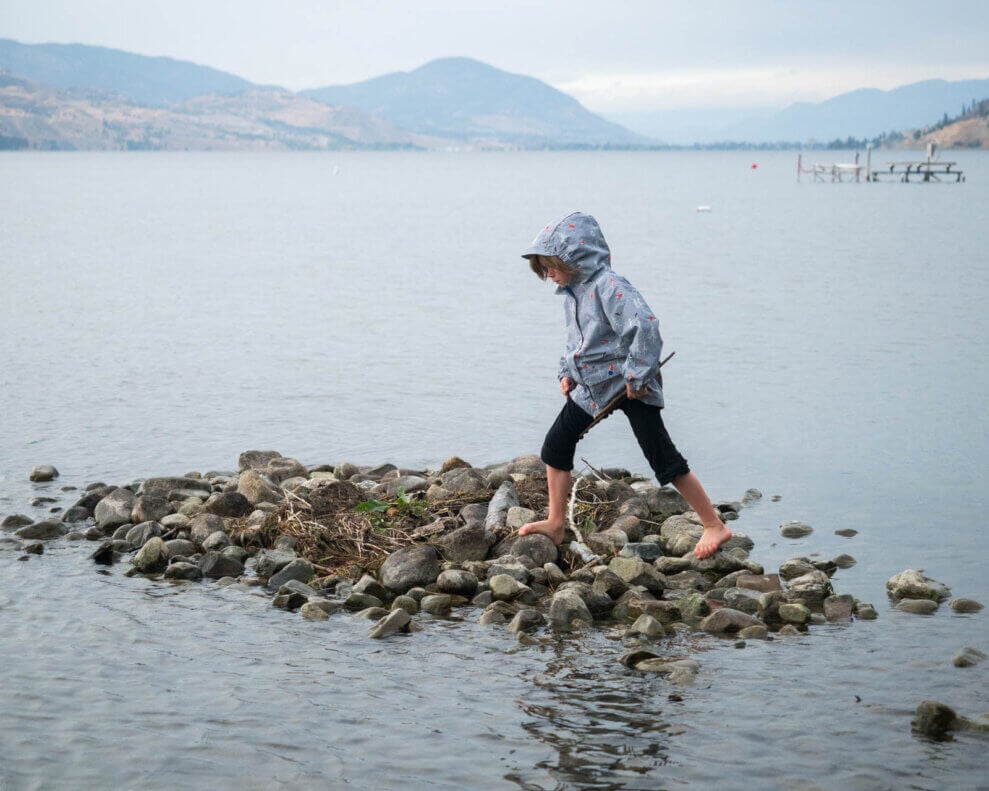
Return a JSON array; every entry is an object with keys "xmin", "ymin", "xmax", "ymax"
[{"xmin": 798, "ymin": 143, "xmax": 965, "ymax": 184}]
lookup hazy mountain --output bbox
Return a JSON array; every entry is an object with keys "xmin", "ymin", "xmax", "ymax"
[
  {"xmin": 0, "ymin": 37, "xmax": 259, "ymax": 106},
  {"xmin": 728, "ymin": 78, "xmax": 989, "ymax": 143},
  {"xmin": 0, "ymin": 75, "xmax": 437, "ymax": 150},
  {"xmin": 304, "ymin": 57, "xmax": 645, "ymax": 147}
]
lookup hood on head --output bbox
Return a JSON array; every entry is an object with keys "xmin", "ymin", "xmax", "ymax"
[{"xmin": 522, "ymin": 212, "xmax": 611, "ymax": 282}]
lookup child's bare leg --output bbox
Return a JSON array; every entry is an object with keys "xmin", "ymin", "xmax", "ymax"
[
  {"xmin": 671, "ymin": 471, "xmax": 732, "ymax": 558},
  {"xmin": 518, "ymin": 465, "xmax": 571, "ymax": 546}
]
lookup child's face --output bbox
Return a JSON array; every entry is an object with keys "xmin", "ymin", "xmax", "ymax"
[{"xmin": 546, "ymin": 266, "xmax": 572, "ymax": 287}]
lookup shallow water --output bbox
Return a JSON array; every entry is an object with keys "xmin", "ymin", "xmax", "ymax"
[{"xmin": 1, "ymin": 150, "xmax": 987, "ymax": 789}]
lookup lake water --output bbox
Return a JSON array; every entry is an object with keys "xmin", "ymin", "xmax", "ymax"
[{"xmin": 1, "ymin": 150, "xmax": 987, "ymax": 789}]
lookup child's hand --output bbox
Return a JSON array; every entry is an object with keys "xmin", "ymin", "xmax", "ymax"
[
  {"xmin": 560, "ymin": 377, "xmax": 574, "ymax": 396},
  {"xmin": 625, "ymin": 382, "xmax": 648, "ymax": 399}
]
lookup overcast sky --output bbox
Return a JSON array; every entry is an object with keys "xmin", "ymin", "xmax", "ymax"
[{"xmin": 2, "ymin": 0, "xmax": 988, "ymax": 111}]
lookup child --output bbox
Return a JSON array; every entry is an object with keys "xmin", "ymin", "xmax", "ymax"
[{"xmin": 517, "ymin": 211, "xmax": 732, "ymax": 560}]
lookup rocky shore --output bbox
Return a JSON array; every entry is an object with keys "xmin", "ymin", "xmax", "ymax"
[{"xmin": 4, "ymin": 451, "xmax": 984, "ymax": 711}]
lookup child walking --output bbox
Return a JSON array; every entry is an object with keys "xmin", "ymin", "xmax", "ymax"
[{"xmin": 517, "ymin": 211, "xmax": 732, "ymax": 560}]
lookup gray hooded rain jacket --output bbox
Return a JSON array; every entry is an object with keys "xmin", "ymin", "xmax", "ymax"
[{"xmin": 523, "ymin": 212, "xmax": 666, "ymax": 417}]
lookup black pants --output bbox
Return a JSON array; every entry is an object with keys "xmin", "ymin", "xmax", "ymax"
[{"xmin": 540, "ymin": 397, "xmax": 690, "ymax": 485}]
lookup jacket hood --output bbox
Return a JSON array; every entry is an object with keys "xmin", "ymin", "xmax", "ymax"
[{"xmin": 522, "ymin": 212, "xmax": 611, "ymax": 283}]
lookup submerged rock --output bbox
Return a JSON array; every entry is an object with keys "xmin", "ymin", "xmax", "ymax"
[
  {"xmin": 14, "ymin": 520, "xmax": 67, "ymax": 540},
  {"xmin": 949, "ymin": 598, "xmax": 983, "ymax": 614},
  {"xmin": 953, "ymin": 647, "xmax": 986, "ymax": 668},
  {"xmin": 133, "ymin": 537, "xmax": 169, "ymax": 573}
]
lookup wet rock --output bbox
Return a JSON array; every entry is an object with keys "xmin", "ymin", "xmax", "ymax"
[
  {"xmin": 273, "ymin": 580, "xmax": 314, "ymax": 611},
  {"xmin": 164, "ymin": 562, "xmax": 202, "ymax": 581},
  {"xmin": 484, "ymin": 480, "xmax": 520, "ymax": 530},
  {"xmin": 628, "ymin": 599, "xmax": 680, "ymax": 625},
  {"xmin": 778, "ymin": 624, "xmax": 802, "ymax": 636},
  {"xmin": 370, "ymin": 608, "xmax": 412, "ymax": 638},
  {"xmin": 654, "ymin": 556, "xmax": 692, "ymax": 575},
  {"xmin": 435, "ymin": 523, "xmax": 494, "ymax": 563},
  {"xmin": 507, "ymin": 609, "xmax": 545, "ymax": 634},
  {"xmin": 268, "ymin": 558, "xmax": 315, "ymax": 589},
  {"xmin": 897, "ymin": 598, "xmax": 940, "ymax": 615},
  {"xmin": 345, "ymin": 592, "xmax": 384, "ymax": 611},
  {"xmin": 164, "ymin": 538, "xmax": 196, "ymax": 557},
  {"xmin": 835, "ymin": 528, "xmax": 858, "ymax": 537},
  {"xmin": 700, "ymin": 608, "xmax": 764, "ymax": 634},
  {"xmin": 391, "ymin": 595, "xmax": 419, "ymax": 615},
  {"xmin": 779, "ymin": 603, "xmax": 811, "ymax": 624},
  {"xmin": 222, "ymin": 545, "xmax": 248, "ymax": 564},
  {"xmin": 886, "ymin": 569, "xmax": 951, "ymax": 602},
  {"xmin": 543, "ymin": 562, "xmax": 567, "ymax": 588},
  {"xmin": 202, "ymin": 492, "xmax": 252, "ymax": 518},
  {"xmin": 436, "ymin": 569, "xmax": 479, "ymax": 597},
  {"xmin": 912, "ymin": 701, "xmax": 958, "ymax": 738},
  {"xmin": 2, "ymin": 514, "xmax": 33, "ymax": 530},
  {"xmin": 854, "ymin": 602, "xmax": 878, "ymax": 620},
  {"xmin": 94, "ymin": 489, "xmax": 136, "ymax": 530},
  {"xmin": 420, "ymin": 594, "xmax": 453, "ymax": 615},
  {"xmin": 664, "ymin": 570, "xmax": 710, "ymax": 593},
  {"xmin": 645, "ymin": 487, "xmax": 688, "ymax": 519},
  {"xmin": 489, "ymin": 574, "xmax": 526, "ymax": 601},
  {"xmin": 953, "ymin": 647, "xmax": 986, "ymax": 668},
  {"xmin": 736, "ymin": 574, "xmax": 782, "ymax": 593},
  {"xmin": 254, "ymin": 548, "xmax": 296, "ymax": 578},
  {"xmin": 89, "ymin": 540, "xmax": 115, "ymax": 565},
  {"xmin": 14, "ymin": 520, "xmax": 67, "ymax": 540},
  {"xmin": 949, "ymin": 598, "xmax": 983, "ymax": 614},
  {"xmin": 608, "ymin": 557, "xmax": 665, "ymax": 594},
  {"xmin": 133, "ymin": 537, "xmax": 169, "ymax": 573},
  {"xmin": 201, "ymin": 531, "xmax": 231, "ymax": 552},
  {"xmin": 823, "ymin": 594, "xmax": 855, "ymax": 620},
  {"xmin": 741, "ymin": 488, "xmax": 762, "ymax": 504},
  {"xmin": 24, "ymin": 542, "xmax": 44, "ymax": 555},
  {"xmin": 738, "ymin": 624, "xmax": 769, "ymax": 640},
  {"xmin": 722, "ymin": 588, "xmax": 763, "ymax": 615},
  {"xmin": 380, "ymin": 545, "xmax": 441, "ymax": 594},
  {"xmin": 199, "ymin": 551, "xmax": 245, "ymax": 579},
  {"xmin": 125, "ymin": 521, "xmax": 163, "ymax": 548},
  {"xmin": 299, "ymin": 602, "xmax": 330, "ymax": 621},
  {"xmin": 627, "ymin": 614, "xmax": 665, "ymax": 638},
  {"xmin": 29, "ymin": 465, "xmax": 59, "ymax": 482},
  {"xmin": 60, "ymin": 506, "xmax": 91, "ymax": 523},
  {"xmin": 780, "ymin": 521, "xmax": 813, "ymax": 538},
  {"xmin": 307, "ymin": 598, "xmax": 342, "ymax": 616},
  {"xmin": 832, "ymin": 554, "xmax": 856, "ymax": 569},
  {"xmin": 785, "ymin": 570, "xmax": 833, "ymax": 607},
  {"xmin": 779, "ymin": 557, "xmax": 817, "ymax": 581},
  {"xmin": 479, "ymin": 609, "xmax": 507, "ymax": 626},
  {"xmin": 585, "ymin": 528, "xmax": 628, "ymax": 556},
  {"xmin": 557, "ymin": 581, "xmax": 613, "ymax": 619},
  {"xmin": 549, "ymin": 589, "xmax": 593, "ymax": 630}
]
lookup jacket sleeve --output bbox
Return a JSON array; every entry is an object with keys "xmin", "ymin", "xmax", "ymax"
[
  {"xmin": 599, "ymin": 278, "xmax": 663, "ymax": 390},
  {"xmin": 558, "ymin": 356, "xmax": 569, "ymax": 381}
]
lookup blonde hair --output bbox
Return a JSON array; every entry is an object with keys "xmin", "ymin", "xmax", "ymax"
[{"xmin": 528, "ymin": 253, "xmax": 576, "ymax": 281}]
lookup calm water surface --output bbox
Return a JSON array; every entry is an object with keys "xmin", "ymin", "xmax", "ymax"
[{"xmin": 1, "ymin": 151, "xmax": 987, "ymax": 789}]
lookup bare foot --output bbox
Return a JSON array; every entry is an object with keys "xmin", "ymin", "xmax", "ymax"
[
  {"xmin": 693, "ymin": 524, "xmax": 733, "ymax": 559},
  {"xmin": 518, "ymin": 520, "xmax": 565, "ymax": 546}
]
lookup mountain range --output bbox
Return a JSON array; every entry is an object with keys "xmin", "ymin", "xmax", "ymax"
[{"xmin": 1, "ymin": 38, "xmax": 986, "ymax": 150}]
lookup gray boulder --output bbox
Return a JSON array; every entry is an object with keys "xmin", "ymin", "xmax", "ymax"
[
  {"xmin": 548, "ymin": 589, "xmax": 593, "ymax": 630},
  {"xmin": 780, "ymin": 521, "xmax": 813, "ymax": 538},
  {"xmin": 779, "ymin": 557, "xmax": 817, "ymax": 581},
  {"xmin": 164, "ymin": 562, "xmax": 202, "ymax": 581},
  {"xmin": 2, "ymin": 514, "xmax": 33, "ymax": 530},
  {"xmin": 949, "ymin": 598, "xmax": 984, "ymax": 613},
  {"xmin": 379, "ymin": 545, "xmax": 441, "ymax": 594},
  {"xmin": 201, "ymin": 531, "xmax": 231, "ymax": 552},
  {"xmin": 785, "ymin": 570, "xmax": 833, "ymax": 606},
  {"xmin": 420, "ymin": 594, "xmax": 453, "ymax": 615},
  {"xmin": 94, "ymin": 489, "xmax": 136, "ymax": 530},
  {"xmin": 131, "ymin": 495, "xmax": 172, "ymax": 524},
  {"xmin": 436, "ymin": 569, "xmax": 479, "ymax": 597},
  {"xmin": 434, "ymin": 523, "xmax": 494, "ymax": 563},
  {"xmin": 266, "ymin": 457, "xmax": 308, "ymax": 484},
  {"xmin": 491, "ymin": 533, "xmax": 558, "ymax": 566},
  {"xmin": 700, "ymin": 608, "xmax": 764, "ymax": 634},
  {"xmin": 237, "ymin": 469, "xmax": 283, "ymax": 505},
  {"xmin": 886, "ymin": 569, "xmax": 951, "ymax": 602},
  {"xmin": 29, "ymin": 465, "xmax": 60, "ymax": 482},
  {"xmin": 607, "ymin": 557, "xmax": 665, "ymax": 594},
  {"xmin": 133, "ymin": 537, "xmax": 169, "ymax": 573},
  {"xmin": 897, "ymin": 598, "xmax": 940, "ymax": 614},
  {"xmin": 125, "ymin": 521, "xmax": 163, "ymax": 548},
  {"xmin": 14, "ymin": 520, "xmax": 67, "ymax": 540},
  {"xmin": 238, "ymin": 450, "xmax": 283, "ymax": 471},
  {"xmin": 199, "ymin": 551, "xmax": 245, "ymax": 579},
  {"xmin": 139, "ymin": 477, "xmax": 211, "ymax": 499},
  {"xmin": 189, "ymin": 513, "xmax": 226, "ymax": 545},
  {"xmin": 508, "ymin": 609, "xmax": 546, "ymax": 634},
  {"xmin": 268, "ymin": 559, "xmax": 315, "ymax": 589},
  {"xmin": 202, "ymin": 492, "xmax": 251, "ymax": 518},
  {"xmin": 165, "ymin": 539, "xmax": 196, "ymax": 557},
  {"xmin": 369, "ymin": 608, "xmax": 412, "ymax": 638},
  {"xmin": 254, "ymin": 548, "xmax": 297, "ymax": 578}
]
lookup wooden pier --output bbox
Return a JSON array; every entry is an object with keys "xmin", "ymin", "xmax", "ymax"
[{"xmin": 798, "ymin": 143, "xmax": 965, "ymax": 184}]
